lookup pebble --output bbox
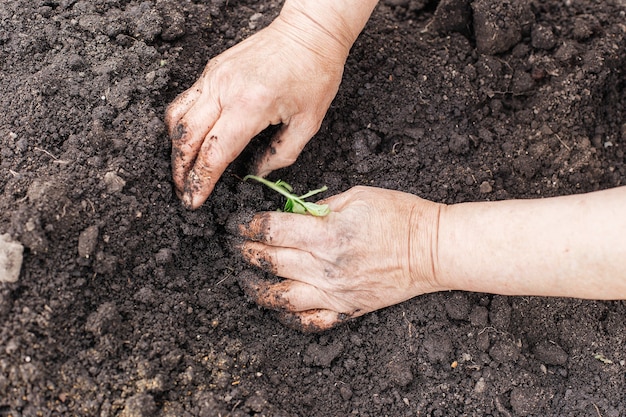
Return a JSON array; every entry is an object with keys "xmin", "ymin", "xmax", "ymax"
[
  {"xmin": 473, "ymin": 377, "xmax": 487, "ymax": 394},
  {"xmin": 103, "ymin": 171, "xmax": 126, "ymax": 193},
  {"xmin": 78, "ymin": 226, "xmax": 99, "ymax": 258},
  {"xmin": 479, "ymin": 181, "xmax": 493, "ymax": 194},
  {"xmin": 340, "ymin": 385, "xmax": 353, "ymax": 400},
  {"xmin": 0, "ymin": 234, "xmax": 24, "ymax": 283}
]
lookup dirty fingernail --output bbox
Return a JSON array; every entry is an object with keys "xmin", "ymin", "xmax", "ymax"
[
  {"xmin": 182, "ymin": 170, "xmax": 200, "ymax": 209},
  {"xmin": 181, "ymin": 191, "xmax": 193, "ymax": 209}
]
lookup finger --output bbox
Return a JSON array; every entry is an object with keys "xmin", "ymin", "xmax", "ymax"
[
  {"xmin": 239, "ymin": 211, "xmax": 328, "ymax": 249},
  {"xmin": 237, "ymin": 270, "xmax": 328, "ymax": 312},
  {"xmin": 171, "ymin": 95, "xmax": 221, "ymax": 196},
  {"xmin": 318, "ymin": 186, "xmax": 372, "ymax": 211},
  {"xmin": 241, "ymin": 241, "xmax": 323, "ymax": 285},
  {"xmin": 184, "ymin": 109, "xmax": 272, "ymax": 209},
  {"xmin": 254, "ymin": 119, "xmax": 318, "ymax": 177},
  {"xmin": 277, "ymin": 309, "xmax": 347, "ymax": 333},
  {"xmin": 164, "ymin": 80, "xmax": 203, "ymax": 135}
]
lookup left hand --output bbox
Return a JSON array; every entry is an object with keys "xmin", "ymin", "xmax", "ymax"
[
  {"xmin": 164, "ymin": 10, "xmax": 349, "ymax": 209},
  {"xmin": 236, "ymin": 186, "xmax": 447, "ymax": 331}
]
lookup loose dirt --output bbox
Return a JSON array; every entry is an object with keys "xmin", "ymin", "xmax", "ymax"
[{"xmin": 1, "ymin": 0, "xmax": 625, "ymax": 416}]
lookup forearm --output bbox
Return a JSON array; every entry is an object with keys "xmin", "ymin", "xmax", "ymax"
[
  {"xmin": 277, "ymin": 0, "xmax": 379, "ymax": 59},
  {"xmin": 437, "ymin": 186, "xmax": 626, "ymax": 299}
]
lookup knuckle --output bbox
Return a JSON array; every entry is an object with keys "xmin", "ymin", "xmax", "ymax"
[
  {"xmin": 259, "ymin": 281, "xmax": 292, "ymax": 311},
  {"xmin": 273, "ymin": 154, "xmax": 298, "ymax": 169},
  {"xmin": 349, "ymin": 185, "xmax": 370, "ymax": 196},
  {"xmin": 241, "ymin": 84, "xmax": 274, "ymax": 104},
  {"xmin": 243, "ymin": 212, "xmax": 272, "ymax": 242},
  {"xmin": 241, "ymin": 242, "xmax": 277, "ymax": 274}
]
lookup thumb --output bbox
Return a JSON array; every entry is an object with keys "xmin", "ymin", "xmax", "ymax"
[{"xmin": 254, "ymin": 119, "xmax": 319, "ymax": 177}]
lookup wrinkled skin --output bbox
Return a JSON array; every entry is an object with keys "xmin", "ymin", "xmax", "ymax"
[
  {"xmin": 164, "ymin": 16, "xmax": 347, "ymax": 209},
  {"xmin": 236, "ymin": 186, "xmax": 446, "ymax": 331}
]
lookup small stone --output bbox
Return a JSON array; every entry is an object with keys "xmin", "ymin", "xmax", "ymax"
[
  {"xmin": 473, "ymin": 377, "xmax": 487, "ymax": 394},
  {"xmin": 103, "ymin": 172, "xmax": 126, "ymax": 193},
  {"xmin": 479, "ymin": 181, "xmax": 493, "ymax": 194},
  {"xmin": 0, "ymin": 234, "xmax": 23, "ymax": 283},
  {"xmin": 339, "ymin": 385, "xmax": 353, "ymax": 400},
  {"xmin": 78, "ymin": 226, "xmax": 99, "ymax": 258},
  {"xmin": 155, "ymin": 248, "xmax": 173, "ymax": 265}
]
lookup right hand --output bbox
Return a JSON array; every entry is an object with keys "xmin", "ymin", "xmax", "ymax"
[
  {"xmin": 236, "ymin": 186, "xmax": 447, "ymax": 331},
  {"xmin": 165, "ymin": 14, "xmax": 348, "ymax": 209}
]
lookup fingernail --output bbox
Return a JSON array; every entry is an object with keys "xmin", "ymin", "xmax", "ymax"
[
  {"xmin": 181, "ymin": 191, "xmax": 193, "ymax": 209},
  {"xmin": 182, "ymin": 170, "xmax": 199, "ymax": 209}
]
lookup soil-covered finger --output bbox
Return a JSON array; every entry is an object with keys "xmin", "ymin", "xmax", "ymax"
[
  {"xmin": 183, "ymin": 108, "xmax": 276, "ymax": 208},
  {"xmin": 277, "ymin": 309, "xmax": 349, "ymax": 333},
  {"xmin": 171, "ymin": 97, "xmax": 220, "ymax": 195},
  {"xmin": 238, "ymin": 211, "xmax": 327, "ymax": 249},
  {"xmin": 240, "ymin": 241, "xmax": 324, "ymax": 285},
  {"xmin": 164, "ymin": 83, "xmax": 203, "ymax": 135},
  {"xmin": 237, "ymin": 270, "xmax": 328, "ymax": 312}
]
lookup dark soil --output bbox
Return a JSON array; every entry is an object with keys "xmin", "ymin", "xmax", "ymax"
[{"xmin": 1, "ymin": 0, "xmax": 625, "ymax": 416}]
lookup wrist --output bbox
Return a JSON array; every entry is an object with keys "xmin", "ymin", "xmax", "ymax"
[
  {"xmin": 406, "ymin": 198, "xmax": 450, "ymax": 295},
  {"xmin": 277, "ymin": 0, "xmax": 378, "ymax": 62}
]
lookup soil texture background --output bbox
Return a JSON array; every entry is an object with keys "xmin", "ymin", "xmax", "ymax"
[{"xmin": 1, "ymin": 0, "xmax": 625, "ymax": 416}]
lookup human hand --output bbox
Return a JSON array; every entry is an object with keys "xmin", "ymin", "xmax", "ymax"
[
  {"xmin": 165, "ymin": 14, "xmax": 349, "ymax": 209},
  {"xmin": 235, "ymin": 186, "xmax": 447, "ymax": 332}
]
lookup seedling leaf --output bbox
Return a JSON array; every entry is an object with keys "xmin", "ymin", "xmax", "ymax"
[{"xmin": 243, "ymin": 175, "xmax": 330, "ymax": 217}]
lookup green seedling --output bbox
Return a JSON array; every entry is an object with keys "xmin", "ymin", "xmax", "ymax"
[{"xmin": 243, "ymin": 175, "xmax": 330, "ymax": 217}]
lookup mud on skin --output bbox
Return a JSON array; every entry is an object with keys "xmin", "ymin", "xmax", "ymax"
[{"xmin": 0, "ymin": 0, "xmax": 625, "ymax": 416}]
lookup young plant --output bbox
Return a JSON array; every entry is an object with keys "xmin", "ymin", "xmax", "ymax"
[{"xmin": 243, "ymin": 175, "xmax": 330, "ymax": 217}]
